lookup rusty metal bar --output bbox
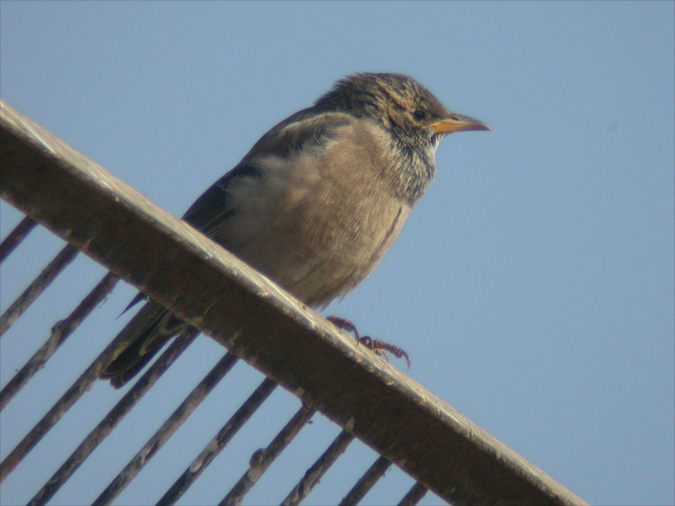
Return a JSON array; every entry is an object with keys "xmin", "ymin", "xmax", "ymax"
[
  {"xmin": 398, "ymin": 482, "xmax": 429, "ymax": 506},
  {"xmin": 0, "ymin": 99, "xmax": 587, "ymax": 505},
  {"xmin": 218, "ymin": 405, "xmax": 316, "ymax": 506},
  {"xmin": 157, "ymin": 377, "xmax": 278, "ymax": 506},
  {"xmin": 280, "ymin": 429, "xmax": 355, "ymax": 506},
  {"xmin": 0, "ymin": 243, "xmax": 78, "ymax": 337},
  {"xmin": 27, "ymin": 327, "xmax": 199, "ymax": 506},
  {"xmin": 0, "ymin": 272, "xmax": 119, "ymax": 412},
  {"xmin": 0, "ymin": 216, "xmax": 36, "ymax": 263},
  {"xmin": 338, "ymin": 455, "xmax": 392, "ymax": 506},
  {"xmin": 93, "ymin": 351, "xmax": 239, "ymax": 505},
  {"xmin": 0, "ymin": 295, "xmax": 164, "ymax": 482}
]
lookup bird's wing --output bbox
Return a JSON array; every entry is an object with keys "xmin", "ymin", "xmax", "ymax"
[
  {"xmin": 181, "ymin": 109, "xmax": 354, "ymax": 238},
  {"xmin": 119, "ymin": 110, "xmax": 353, "ymax": 313},
  {"xmin": 180, "ymin": 163, "xmax": 259, "ymax": 237},
  {"xmin": 109, "ymin": 109, "xmax": 357, "ymax": 386}
]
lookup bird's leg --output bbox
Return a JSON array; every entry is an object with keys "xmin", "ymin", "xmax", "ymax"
[{"xmin": 327, "ymin": 316, "xmax": 411, "ymax": 370}]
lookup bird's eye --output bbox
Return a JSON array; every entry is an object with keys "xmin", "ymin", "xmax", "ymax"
[{"xmin": 413, "ymin": 110, "xmax": 426, "ymax": 122}]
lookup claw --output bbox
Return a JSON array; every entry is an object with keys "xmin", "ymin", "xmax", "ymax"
[
  {"xmin": 358, "ymin": 336, "xmax": 411, "ymax": 370},
  {"xmin": 327, "ymin": 315, "xmax": 410, "ymax": 370}
]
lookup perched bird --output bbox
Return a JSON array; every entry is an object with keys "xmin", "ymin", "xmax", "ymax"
[{"xmin": 102, "ymin": 72, "xmax": 490, "ymax": 387}]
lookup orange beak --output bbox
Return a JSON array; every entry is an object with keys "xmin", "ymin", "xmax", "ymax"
[{"xmin": 430, "ymin": 113, "xmax": 491, "ymax": 134}]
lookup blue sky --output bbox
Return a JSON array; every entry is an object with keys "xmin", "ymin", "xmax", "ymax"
[{"xmin": 1, "ymin": 2, "xmax": 673, "ymax": 505}]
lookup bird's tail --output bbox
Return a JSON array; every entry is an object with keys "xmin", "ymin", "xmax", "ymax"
[{"xmin": 101, "ymin": 301, "xmax": 189, "ymax": 388}]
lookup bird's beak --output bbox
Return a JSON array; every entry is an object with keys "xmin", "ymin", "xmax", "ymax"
[{"xmin": 430, "ymin": 113, "xmax": 491, "ymax": 134}]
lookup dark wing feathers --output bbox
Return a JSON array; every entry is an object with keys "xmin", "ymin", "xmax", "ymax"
[{"xmin": 180, "ymin": 164, "xmax": 258, "ymax": 236}]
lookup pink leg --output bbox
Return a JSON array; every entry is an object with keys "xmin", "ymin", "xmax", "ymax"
[{"xmin": 327, "ymin": 316, "xmax": 411, "ymax": 370}]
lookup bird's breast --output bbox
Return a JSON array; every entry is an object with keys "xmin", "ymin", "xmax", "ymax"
[{"xmin": 222, "ymin": 122, "xmax": 413, "ymax": 307}]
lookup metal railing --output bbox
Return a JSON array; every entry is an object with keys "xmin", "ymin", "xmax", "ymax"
[{"xmin": 0, "ymin": 100, "xmax": 587, "ymax": 505}]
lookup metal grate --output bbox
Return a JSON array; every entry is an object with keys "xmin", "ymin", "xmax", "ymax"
[
  {"xmin": 0, "ymin": 216, "xmax": 428, "ymax": 506},
  {"xmin": 0, "ymin": 100, "xmax": 587, "ymax": 505}
]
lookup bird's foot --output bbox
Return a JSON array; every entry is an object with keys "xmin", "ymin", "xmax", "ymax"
[{"xmin": 327, "ymin": 316, "xmax": 410, "ymax": 370}]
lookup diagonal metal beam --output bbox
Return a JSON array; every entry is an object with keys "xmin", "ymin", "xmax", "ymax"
[
  {"xmin": 0, "ymin": 216, "xmax": 36, "ymax": 263},
  {"xmin": 339, "ymin": 455, "xmax": 392, "ymax": 506},
  {"xmin": 0, "ymin": 243, "xmax": 78, "ymax": 337}
]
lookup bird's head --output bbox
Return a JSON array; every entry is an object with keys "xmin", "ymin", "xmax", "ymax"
[{"xmin": 316, "ymin": 72, "xmax": 490, "ymax": 152}]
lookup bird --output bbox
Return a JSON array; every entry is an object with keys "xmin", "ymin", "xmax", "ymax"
[{"xmin": 101, "ymin": 72, "xmax": 490, "ymax": 387}]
